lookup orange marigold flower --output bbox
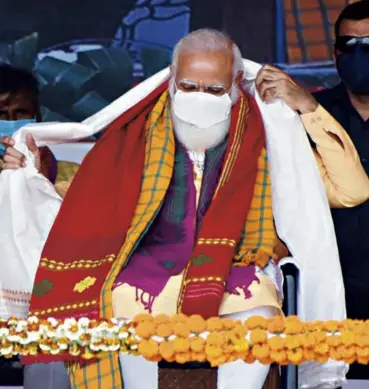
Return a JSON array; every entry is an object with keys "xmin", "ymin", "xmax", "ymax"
[
  {"xmin": 190, "ymin": 337, "xmax": 205, "ymax": 352},
  {"xmin": 329, "ymin": 347, "xmax": 341, "ymax": 361},
  {"xmin": 153, "ymin": 315, "xmax": 170, "ymax": 326},
  {"xmin": 326, "ymin": 335, "xmax": 341, "ymax": 347},
  {"xmin": 267, "ymin": 317, "xmax": 285, "ymax": 334},
  {"xmin": 244, "ymin": 352, "xmax": 256, "ymax": 364},
  {"xmin": 173, "ymin": 338, "xmax": 190, "ymax": 353},
  {"xmin": 207, "ymin": 332, "xmax": 226, "ymax": 347},
  {"xmin": 270, "ymin": 350, "xmax": 287, "ymax": 364},
  {"xmin": 209, "ymin": 354, "xmax": 227, "ymax": 367},
  {"xmin": 188, "ymin": 315, "xmax": 206, "ymax": 333},
  {"xmin": 300, "ymin": 333, "xmax": 315, "ymax": 348},
  {"xmin": 234, "ymin": 341, "xmax": 250, "ymax": 353},
  {"xmin": 191, "ymin": 351, "xmax": 207, "ymax": 363},
  {"xmin": 206, "ymin": 317, "xmax": 224, "ymax": 332},
  {"xmin": 252, "ymin": 344, "xmax": 270, "ymax": 360},
  {"xmin": 312, "ymin": 332, "xmax": 327, "ymax": 343},
  {"xmin": 221, "ymin": 318, "xmax": 235, "ymax": 330},
  {"xmin": 205, "ymin": 344, "xmax": 223, "ymax": 359},
  {"xmin": 138, "ymin": 339, "xmax": 159, "ymax": 359},
  {"xmin": 356, "ymin": 346, "xmax": 369, "ymax": 358},
  {"xmin": 342, "ymin": 346, "xmax": 356, "ymax": 359},
  {"xmin": 356, "ymin": 335, "xmax": 369, "ymax": 347},
  {"xmin": 175, "ymin": 352, "xmax": 191, "ymax": 364},
  {"xmin": 159, "ymin": 341, "xmax": 174, "ymax": 360},
  {"xmin": 136, "ymin": 322, "xmax": 156, "ymax": 339},
  {"xmin": 314, "ymin": 342, "xmax": 329, "ymax": 355},
  {"xmin": 245, "ymin": 316, "xmax": 267, "ymax": 330},
  {"xmin": 287, "ymin": 348, "xmax": 304, "ymax": 365},
  {"xmin": 284, "ymin": 316, "xmax": 303, "ymax": 335},
  {"xmin": 173, "ymin": 322, "xmax": 191, "ymax": 338},
  {"xmin": 323, "ymin": 320, "xmax": 339, "ymax": 333},
  {"xmin": 133, "ymin": 314, "xmax": 153, "ymax": 324},
  {"xmin": 259, "ymin": 357, "xmax": 273, "ymax": 365},
  {"xmin": 156, "ymin": 323, "xmax": 173, "ymax": 338},
  {"xmin": 250, "ymin": 329, "xmax": 268, "ymax": 345},
  {"xmin": 341, "ymin": 331, "xmax": 356, "ymax": 346},
  {"xmin": 171, "ymin": 314, "xmax": 188, "ymax": 324},
  {"xmin": 268, "ymin": 335, "xmax": 285, "ymax": 351},
  {"xmin": 343, "ymin": 356, "xmax": 356, "ymax": 365},
  {"xmin": 315, "ymin": 354, "xmax": 329, "ymax": 364},
  {"xmin": 285, "ymin": 335, "xmax": 301, "ymax": 350}
]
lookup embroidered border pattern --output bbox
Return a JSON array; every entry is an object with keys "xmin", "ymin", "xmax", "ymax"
[
  {"xmin": 197, "ymin": 238, "xmax": 236, "ymax": 247},
  {"xmin": 29, "ymin": 299, "xmax": 98, "ymax": 316},
  {"xmin": 183, "ymin": 276, "xmax": 226, "ymax": 286},
  {"xmin": 39, "ymin": 255, "xmax": 116, "ymax": 271}
]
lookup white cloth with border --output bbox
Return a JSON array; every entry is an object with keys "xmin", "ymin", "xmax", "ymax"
[{"xmin": 0, "ymin": 59, "xmax": 347, "ymax": 388}]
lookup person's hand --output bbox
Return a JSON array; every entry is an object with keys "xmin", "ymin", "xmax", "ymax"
[
  {"xmin": 272, "ymin": 238, "xmax": 289, "ymax": 264},
  {"xmin": 255, "ymin": 65, "xmax": 318, "ymax": 114},
  {"xmin": 0, "ymin": 134, "xmax": 41, "ymax": 171}
]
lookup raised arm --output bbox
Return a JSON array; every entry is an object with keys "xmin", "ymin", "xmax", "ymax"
[{"xmin": 301, "ymin": 105, "xmax": 369, "ymax": 207}]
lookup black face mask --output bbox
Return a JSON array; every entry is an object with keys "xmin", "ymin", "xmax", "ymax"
[{"xmin": 336, "ymin": 44, "xmax": 369, "ymax": 95}]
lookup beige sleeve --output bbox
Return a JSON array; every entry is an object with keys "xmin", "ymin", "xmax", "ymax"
[{"xmin": 301, "ymin": 105, "xmax": 369, "ymax": 208}]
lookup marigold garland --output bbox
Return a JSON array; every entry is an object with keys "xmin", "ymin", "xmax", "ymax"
[{"xmin": 1, "ymin": 314, "xmax": 369, "ymax": 366}]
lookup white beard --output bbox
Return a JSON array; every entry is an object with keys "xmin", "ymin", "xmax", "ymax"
[{"xmin": 169, "ymin": 78, "xmax": 237, "ymax": 152}]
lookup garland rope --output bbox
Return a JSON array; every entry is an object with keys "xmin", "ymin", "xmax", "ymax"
[{"xmin": 1, "ymin": 314, "xmax": 369, "ymax": 366}]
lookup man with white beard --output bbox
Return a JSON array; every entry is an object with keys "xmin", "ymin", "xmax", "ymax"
[{"xmin": 1, "ymin": 29, "xmax": 369, "ymax": 389}]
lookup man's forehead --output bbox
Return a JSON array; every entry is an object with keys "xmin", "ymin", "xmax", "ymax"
[
  {"xmin": 340, "ymin": 18, "xmax": 369, "ymax": 36},
  {"xmin": 176, "ymin": 50, "xmax": 233, "ymax": 83}
]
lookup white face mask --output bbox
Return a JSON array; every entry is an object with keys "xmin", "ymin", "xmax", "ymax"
[{"xmin": 172, "ymin": 90, "xmax": 232, "ymax": 129}]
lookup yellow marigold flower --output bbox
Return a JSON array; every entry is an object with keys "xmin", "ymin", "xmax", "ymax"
[
  {"xmin": 268, "ymin": 335, "xmax": 285, "ymax": 351},
  {"xmin": 207, "ymin": 332, "xmax": 226, "ymax": 347},
  {"xmin": 356, "ymin": 335, "xmax": 369, "ymax": 347},
  {"xmin": 270, "ymin": 350, "xmax": 287, "ymax": 364},
  {"xmin": 175, "ymin": 352, "xmax": 191, "ymax": 364},
  {"xmin": 250, "ymin": 329, "xmax": 268, "ymax": 344},
  {"xmin": 205, "ymin": 344, "xmax": 223, "ymax": 359},
  {"xmin": 342, "ymin": 346, "xmax": 356, "ymax": 359},
  {"xmin": 138, "ymin": 339, "xmax": 159, "ymax": 359},
  {"xmin": 300, "ymin": 333, "xmax": 315, "ymax": 348},
  {"xmin": 313, "ymin": 332, "xmax": 327, "ymax": 343},
  {"xmin": 314, "ymin": 342, "xmax": 329, "ymax": 355},
  {"xmin": 153, "ymin": 315, "xmax": 170, "ymax": 326},
  {"xmin": 159, "ymin": 341, "xmax": 174, "ymax": 360},
  {"xmin": 285, "ymin": 335, "xmax": 301, "ymax": 350},
  {"xmin": 233, "ymin": 341, "xmax": 250, "ymax": 353},
  {"xmin": 188, "ymin": 315, "xmax": 206, "ymax": 333},
  {"xmin": 156, "ymin": 323, "xmax": 173, "ymax": 338},
  {"xmin": 245, "ymin": 316, "xmax": 267, "ymax": 330},
  {"xmin": 323, "ymin": 320, "xmax": 339, "ymax": 333},
  {"xmin": 259, "ymin": 357, "xmax": 273, "ymax": 365},
  {"xmin": 206, "ymin": 317, "xmax": 224, "ymax": 332},
  {"xmin": 284, "ymin": 316, "xmax": 303, "ymax": 334},
  {"xmin": 133, "ymin": 314, "xmax": 153, "ymax": 324},
  {"xmin": 173, "ymin": 322, "xmax": 191, "ymax": 338},
  {"xmin": 267, "ymin": 317, "xmax": 285, "ymax": 333},
  {"xmin": 173, "ymin": 338, "xmax": 190, "ymax": 353},
  {"xmin": 171, "ymin": 314, "xmax": 188, "ymax": 324},
  {"xmin": 341, "ymin": 331, "xmax": 356, "ymax": 346},
  {"xmin": 221, "ymin": 318, "xmax": 235, "ymax": 330},
  {"xmin": 190, "ymin": 337, "xmax": 205, "ymax": 352},
  {"xmin": 252, "ymin": 344, "xmax": 270, "ymax": 360},
  {"xmin": 326, "ymin": 335, "xmax": 341, "ymax": 347},
  {"xmin": 287, "ymin": 347, "xmax": 304, "ymax": 365},
  {"xmin": 136, "ymin": 322, "xmax": 156, "ymax": 339}
]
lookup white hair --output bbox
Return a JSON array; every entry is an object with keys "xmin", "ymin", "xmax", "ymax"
[{"xmin": 171, "ymin": 29, "xmax": 244, "ymax": 78}]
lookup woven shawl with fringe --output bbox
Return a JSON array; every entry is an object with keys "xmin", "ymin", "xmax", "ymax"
[{"xmin": 26, "ymin": 83, "xmax": 275, "ymax": 388}]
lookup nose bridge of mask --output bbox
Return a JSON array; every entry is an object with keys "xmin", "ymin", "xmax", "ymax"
[{"xmin": 172, "ymin": 90, "xmax": 232, "ymax": 128}]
